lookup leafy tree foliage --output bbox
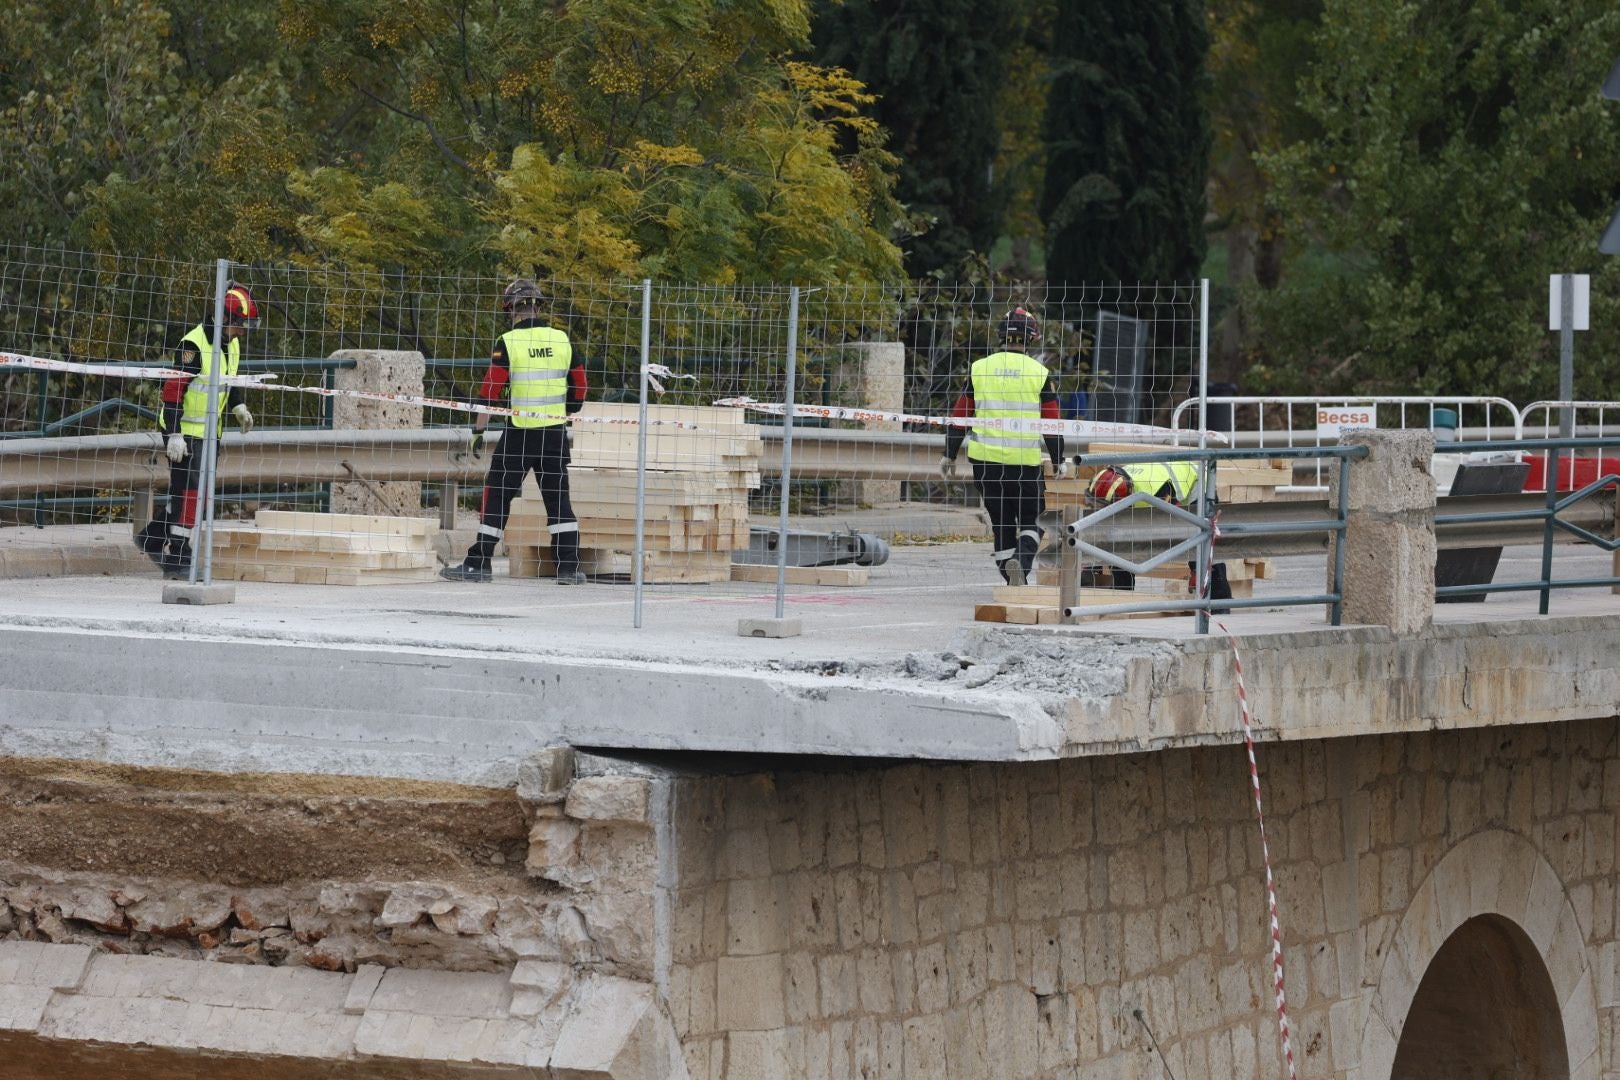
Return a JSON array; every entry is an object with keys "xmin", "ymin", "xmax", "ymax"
[
  {"xmin": 1040, "ymin": 0, "xmax": 1212, "ymax": 284},
  {"xmin": 811, "ymin": 0, "xmax": 1012, "ymax": 277},
  {"xmin": 1255, "ymin": 0, "xmax": 1620, "ymax": 398},
  {"xmin": 0, "ymin": 0, "xmax": 904, "ymax": 284}
]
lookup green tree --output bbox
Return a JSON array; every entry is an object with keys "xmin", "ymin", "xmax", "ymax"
[
  {"xmin": 1256, "ymin": 0, "xmax": 1620, "ymax": 398},
  {"xmin": 811, "ymin": 0, "xmax": 1012, "ymax": 278},
  {"xmin": 1040, "ymin": 0, "xmax": 1212, "ymax": 284}
]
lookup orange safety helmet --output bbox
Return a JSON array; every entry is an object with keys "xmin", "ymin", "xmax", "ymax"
[
  {"xmin": 223, "ymin": 283, "xmax": 259, "ymax": 327},
  {"xmin": 1086, "ymin": 466, "xmax": 1135, "ymax": 507}
]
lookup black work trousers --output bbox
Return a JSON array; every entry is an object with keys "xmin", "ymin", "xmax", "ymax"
[
  {"xmin": 971, "ymin": 458, "xmax": 1045, "ymax": 575},
  {"xmin": 467, "ymin": 425, "xmax": 579, "ymax": 571},
  {"xmin": 134, "ymin": 435, "xmax": 211, "ymax": 563}
]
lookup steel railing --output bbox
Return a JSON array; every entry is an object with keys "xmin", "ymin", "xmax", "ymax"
[
  {"xmin": 1058, "ymin": 445, "xmax": 1369, "ymax": 633},
  {"xmin": 1434, "ymin": 437, "xmax": 1620, "ymax": 612}
]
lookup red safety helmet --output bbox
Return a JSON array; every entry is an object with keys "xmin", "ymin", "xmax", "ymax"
[
  {"xmin": 1087, "ymin": 467, "xmax": 1134, "ymax": 507},
  {"xmin": 223, "ymin": 284, "xmax": 259, "ymax": 327},
  {"xmin": 997, "ymin": 306, "xmax": 1041, "ymax": 344}
]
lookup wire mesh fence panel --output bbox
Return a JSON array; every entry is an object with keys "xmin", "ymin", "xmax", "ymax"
[
  {"xmin": 2, "ymin": 247, "xmax": 1215, "ymax": 625},
  {"xmin": 783, "ymin": 280, "xmax": 1208, "ymax": 622},
  {"xmin": 0, "ymin": 244, "xmax": 221, "ymax": 573}
]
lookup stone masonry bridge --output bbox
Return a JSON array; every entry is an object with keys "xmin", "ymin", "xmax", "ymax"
[{"xmin": 0, "ymin": 430, "xmax": 1616, "ymax": 1079}]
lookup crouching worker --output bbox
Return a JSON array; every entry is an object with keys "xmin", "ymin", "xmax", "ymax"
[{"xmin": 1084, "ymin": 462, "xmax": 1232, "ymax": 605}]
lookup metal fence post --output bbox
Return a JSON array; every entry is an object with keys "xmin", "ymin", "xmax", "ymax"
[
  {"xmin": 633, "ymin": 278, "xmax": 652, "ymax": 628},
  {"xmin": 775, "ymin": 286, "xmax": 801, "ymax": 620},
  {"xmin": 1194, "ymin": 279, "xmax": 1211, "ymax": 635},
  {"xmin": 190, "ymin": 258, "xmax": 230, "ymax": 586}
]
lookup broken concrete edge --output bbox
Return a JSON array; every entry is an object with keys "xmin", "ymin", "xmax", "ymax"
[{"xmin": 0, "ymin": 940, "xmax": 689, "ymax": 1079}]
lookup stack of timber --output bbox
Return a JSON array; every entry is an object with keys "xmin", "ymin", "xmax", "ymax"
[
  {"xmin": 1032, "ymin": 557, "xmax": 1275, "ymax": 600},
  {"xmin": 505, "ymin": 404, "xmax": 761, "ymax": 582},
  {"xmin": 1045, "ymin": 442, "xmax": 1291, "ymax": 511},
  {"xmin": 973, "ymin": 579, "xmax": 1187, "ymax": 625},
  {"xmin": 210, "ymin": 510, "xmax": 439, "ymax": 585}
]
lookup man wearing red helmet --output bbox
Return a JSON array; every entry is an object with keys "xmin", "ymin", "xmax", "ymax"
[
  {"xmin": 940, "ymin": 307, "xmax": 1070, "ymax": 585},
  {"xmin": 441, "ymin": 278, "xmax": 589, "ymax": 584},
  {"xmin": 135, "ymin": 283, "xmax": 259, "ymax": 579},
  {"xmin": 1085, "ymin": 461, "xmax": 1231, "ymax": 605}
]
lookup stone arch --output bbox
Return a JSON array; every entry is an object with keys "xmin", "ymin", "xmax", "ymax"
[{"xmin": 1354, "ymin": 829, "xmax": 1600, "ymax": 1080}]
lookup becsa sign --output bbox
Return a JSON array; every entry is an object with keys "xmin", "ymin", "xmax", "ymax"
[{"xmin": 1316, "ymin": 405, "xmax": 1376, "ymax": 438}]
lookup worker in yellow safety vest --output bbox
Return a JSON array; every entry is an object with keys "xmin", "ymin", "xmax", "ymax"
[
  {"xmin": 1085, "ymin": 462, "xmax": 1231, "ymax": 603},
  {"xmin": 442, "ymin": 278, "xmax": 590, "ymax": 584},
  {"xmin": 134, "ymin": 283, "xmax": 259, "ymax": 579},
  {"xmin": 940, "ymin": 307, "xmax": 1071, "ymax": 585}
]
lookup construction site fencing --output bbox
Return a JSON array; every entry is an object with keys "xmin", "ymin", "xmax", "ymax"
[{"xmin": 0, "ymin": 244, "xmax": 1212, "ymax": 625}]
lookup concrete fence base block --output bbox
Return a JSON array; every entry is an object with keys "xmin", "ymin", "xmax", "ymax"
[
  {"xmin": 738, "ymin": 617, "xmax": 802, "ymax": 639},
  {"xmin": 161, "ymin": 583, "xmax": 236, "ymax": 606}
]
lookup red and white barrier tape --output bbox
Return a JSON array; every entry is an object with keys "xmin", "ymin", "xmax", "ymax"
[
  {"xmin": 1196, "ymin": 519, "xmax": 1298, "ymax": 1080},
  {"xmin": 0, "ymin": 351, "xmax": 707, "ymax": 430},
  {"xmin": 713, "ymin": 396, "xmax": 1227, "ymax": 443}
]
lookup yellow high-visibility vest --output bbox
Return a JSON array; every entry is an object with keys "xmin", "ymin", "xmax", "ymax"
[
  {"xmin": 502, "ymin": 324, "xmax": 572, "ymax": 429},
  {"xmin": 1120, "ymin": 461, "xmax": 1202, "ymax": 505},
  {"xmin": 177, "ymin": 325, "xmax": 241, "ymax": 439},
  {"xmin": 966, "ymin": 351, "xmax": 1047, "ymax": 465}
]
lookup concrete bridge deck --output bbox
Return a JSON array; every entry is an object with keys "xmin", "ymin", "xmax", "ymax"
[{"xmin": 2, "ymin": 541, "xmax": 1615, "ymax": 786}]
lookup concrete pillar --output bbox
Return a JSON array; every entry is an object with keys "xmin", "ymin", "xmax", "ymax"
[
  {"xmin": 328, "ymin": 350, "xmax": 425, "ymax": 516},
  {"xmin": 1328, "ymin": 428, "xmax": 1435, "ymax": 634},
  {"xmin": 829, "ymin": 342, "xmax": 905, "ymax": 506}
]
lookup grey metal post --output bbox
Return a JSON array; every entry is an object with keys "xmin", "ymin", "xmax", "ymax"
[
  {"xmin": 1542, "ymin": 273, "xmax": 1576, "ymax": 615},
  {"xmin": 1194, "ymin": 279, "xmax": 1211, "ymax": 635},
  {"xmin": 191, "ymin": 259, "xmax": 230, "ymax": 586},
  {"xmin": 1559, "ymin": 273, "xmax": 1575, "ymax": 438},
  {"xmin": 438, "ymin": 482, "xmax": 457, "ymax": 530},
  {"xmin": 775, "ymin": 287, "xmax": 801, "ymax": 620},
  {"xmin": 633, "ymin": 279, "xmax": 652, "ymax": 628}
]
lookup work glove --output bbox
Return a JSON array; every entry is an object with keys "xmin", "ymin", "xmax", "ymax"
[
  {"xmin": 939, "ymin": 455, "xmax": 958, "ymax": 479},
  {"xmin": 166, "ymin": 433, "xmax": 187, "ymax": 463},
  {"xmin": 232, "ymin": 403, "xmax": 254, "ymax": 434},
  {"xmin": 469, "ymin": 430, "xmax": 487, "ymax": 458},
  {"xmin": 1054, "ymin": 459, "xmax": 1074, "ymax": 479}
]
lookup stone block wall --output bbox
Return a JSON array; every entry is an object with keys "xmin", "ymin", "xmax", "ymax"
[{"xmin": 664, "ymin": 719, "xmax": 1620, "ymax": 1079}]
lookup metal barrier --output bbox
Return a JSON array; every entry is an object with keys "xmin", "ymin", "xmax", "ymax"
[
  {"xmin": 1058, "ymin": 445, "xmax": 1369, "ymax": 633},
  {"xmin": 1168, "ymin": 396, "xmax": 1524, "ymax": 490},
  {"xmin": 1434, "ymin": 437, "xmax": 1620, "ymax": 612},
  {"xmin": 1519, "ymin": 401, "xmax": 1620, "ymax": 440}
]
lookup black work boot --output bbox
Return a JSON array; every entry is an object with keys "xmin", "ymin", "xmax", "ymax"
[
  {"xmin": 439, "ymin": 560, "xmax": 493, "ymax": 583},
  {"xmin": 135, "ymin": 520, "xmax": 169, "ymax": 570},
  {"xmin": 1016, "ymin": 529, "xmax": 1042, "ymax": 582},
  {"xmin": 551, "ymin": 527, "xmax": 583, "ymax": 585},
  {"xmin": 160, "ymin": 542, "xmax": 192, "ymax": 581}
]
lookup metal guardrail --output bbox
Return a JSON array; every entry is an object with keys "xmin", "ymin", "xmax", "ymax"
[
  {"xmin": 1434, "ymin": 438, "xmax": 1620, "ymax": 613},
  {"xmin": 1056, "ymin": 445, "xmax": 1369, "ymax": 632}
]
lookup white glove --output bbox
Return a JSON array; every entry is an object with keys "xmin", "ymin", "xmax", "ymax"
[
  {"xmin": 939, "ymin": 456, "xmax": 958, "ymax": 479},
  {"xmin": 1055, "ymin": 459, "xmax": 1074, "ymax": 479},
  {"xmin": 232, "ymin": 403, "xmax": 254, "ymax": 434},
  {"xmin": 166, "ymin": 434, "xmax": 187, "ymax": 463}
]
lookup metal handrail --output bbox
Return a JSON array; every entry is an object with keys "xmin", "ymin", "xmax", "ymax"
[
  {"xmin": 1434, "ymin": 436, "xmax": 1620, "ymax": 613},
  {"xmin": 1059, "ymin": 445, "xmax": 1368, "ymax": 631}
]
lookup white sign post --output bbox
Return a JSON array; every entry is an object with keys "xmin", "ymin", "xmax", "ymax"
[
  {"xmin": 1316, "ymin": 404, "xmax": 1377, "ymax": 439},
  {"xmin": 1549, "ymin": 273, "xmax": 1589, "ymax": 438}
]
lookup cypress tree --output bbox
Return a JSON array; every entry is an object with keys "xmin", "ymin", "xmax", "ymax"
[
  {"xmin": 813, "ymin": 0, "xmax": 1011, "ymax": 278},
  {"xmin": 1040, "ymin": 0, "xmax": 1211, "ymax": 283}
]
